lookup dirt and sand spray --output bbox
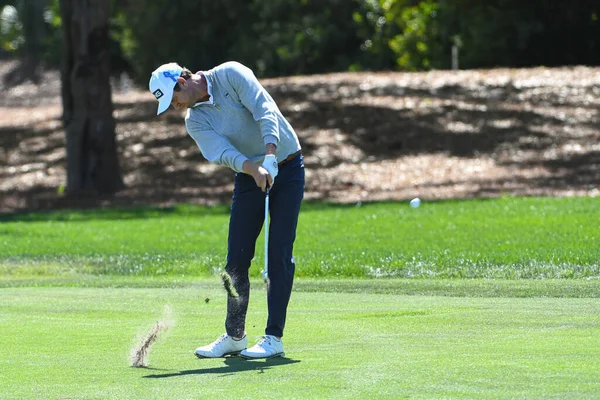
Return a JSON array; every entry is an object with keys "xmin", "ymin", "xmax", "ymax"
[
  {"xmin": 220, "ymin": 272, "xmax": 239, "ymax": 298},
  {"xmin": 130, "ymin": 305, "xmax": 174, "ymax": 367}
]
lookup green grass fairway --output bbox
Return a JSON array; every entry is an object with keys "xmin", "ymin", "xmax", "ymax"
[
  {"xmin": 2, "ymin": 283, "xmax": 599, "ymax": 399},
  {"xmin": 2, "ymin": 197, "xmax": 600, "ymax": 281},
  {"xmin": 2, "ymin": 197, "xmax": 599, "ymax": 398}
]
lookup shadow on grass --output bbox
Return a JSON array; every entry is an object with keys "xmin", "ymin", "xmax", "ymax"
[
  {"xmin": 0, "ymin": 203, "xmax": 232, "ymax": 223},
  {"xmin": 143, "ymin": 357, "xmax": 300, "ymax": 378}
]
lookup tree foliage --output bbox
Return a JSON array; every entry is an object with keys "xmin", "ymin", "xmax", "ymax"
[{"xmin": 2, "ymin": 0, "xmax": 600, "ymax": 80}]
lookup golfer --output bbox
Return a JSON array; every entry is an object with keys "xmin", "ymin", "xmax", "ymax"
[{"xmin": 149, "ymin": 61, "xmax": 304, "ymax": 359}]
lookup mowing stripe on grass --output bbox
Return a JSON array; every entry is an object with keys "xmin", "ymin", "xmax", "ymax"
[
  {"xmin": 1, "ymin": 197, "xmax": 599, "ymax": 280},
  {"xmin": 1, "ymin": 286, "xmax": 599, "ymax": 399}
]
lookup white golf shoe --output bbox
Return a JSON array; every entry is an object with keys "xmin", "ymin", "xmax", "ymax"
[
  {"xmin": 240, "ymin": 335, "xmax": 285, "ymax": 359},
  {"xmin": 194, "ymin": 334, "xmax": 247, "ymax": 358}
]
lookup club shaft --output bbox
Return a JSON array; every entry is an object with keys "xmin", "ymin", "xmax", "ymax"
[{"xmin": 264, "ymin": 188, "xmax": 270, "ymax": 279}]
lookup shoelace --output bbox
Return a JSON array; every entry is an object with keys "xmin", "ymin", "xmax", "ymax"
[
  {"xmin": 257, "ymin": 336, "xmax": 271, "ymax": 347},
  {"xmin": 214, "ymin": 334, "xmax": 228, "ymax": 346}
]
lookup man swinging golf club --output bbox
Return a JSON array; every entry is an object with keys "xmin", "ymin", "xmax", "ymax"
[{"xmin": 149, "ymin": 61, "xmax": 304, "ymax": 359}]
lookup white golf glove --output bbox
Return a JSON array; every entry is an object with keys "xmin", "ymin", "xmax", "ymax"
[{"xmin": 261, "ymin": 154, "xmax": 278, "ymax": 182}]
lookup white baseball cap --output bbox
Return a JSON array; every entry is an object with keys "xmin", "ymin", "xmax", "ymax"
[{"xmin": 149, "ymin": 62, "xmax": 183, "ymax": 115}]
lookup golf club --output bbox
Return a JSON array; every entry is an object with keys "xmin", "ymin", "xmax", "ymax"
[{"xmin": 261, "ymin": 184, "xmax": 271, "ymax": 289}]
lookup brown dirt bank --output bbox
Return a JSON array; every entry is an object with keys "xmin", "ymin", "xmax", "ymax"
[{"xmin": 1, "ymin": 61, "xmax": 599, "ymax": 212}]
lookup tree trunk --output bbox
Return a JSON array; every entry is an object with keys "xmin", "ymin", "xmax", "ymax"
[
  {"xmin": 3, "ymin": 0, "xmax": 45, "ymax": 86},
  {"xmin": 60, "ymin": 0, "xmax": 124, "ymax": 195}
]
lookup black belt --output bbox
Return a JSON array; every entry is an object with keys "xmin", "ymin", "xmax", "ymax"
[{"xmin": 278, "ymin": 150, "xmax": 302, "ymax": 166}]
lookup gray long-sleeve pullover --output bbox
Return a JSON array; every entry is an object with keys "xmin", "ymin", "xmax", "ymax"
[{"xmin": 185, "ymin": 61, "xmax": 301, "ymax": 172}]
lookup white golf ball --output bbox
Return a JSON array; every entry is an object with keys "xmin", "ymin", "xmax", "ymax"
[{"xmin": 410, "ymin": 197, "xmax": 421, "ymax": 208}]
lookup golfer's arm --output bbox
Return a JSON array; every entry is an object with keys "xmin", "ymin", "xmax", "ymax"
[
  {"xmin": 266, "ymin": 143, "xmax": 277, "ymax": 156},
  {"xmin": 242, "ymin": 160, "xmax": 260, "ymax": 177},
  {"xmin": 227, "ymin": 63, "xmax": 280, "ymax": 145},
  {"xmin": 242, "ymin": 143, "xmax": 277, "ymax": 176}
]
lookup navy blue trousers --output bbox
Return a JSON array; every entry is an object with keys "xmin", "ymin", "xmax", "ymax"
[{"xmin": 225, "ymin": 154, "xmax": 305, "ymax": 338}]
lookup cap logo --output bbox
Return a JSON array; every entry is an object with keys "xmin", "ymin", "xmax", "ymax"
[
  {"xmin": 162, "ymin": 70, "xmax": 179, "ymax": 82},
  {"xmin": 153, "ymin": 89, "xmax": 164, "ymax": 99}
]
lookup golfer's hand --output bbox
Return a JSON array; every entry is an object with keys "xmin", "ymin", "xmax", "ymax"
[
  {"xmin": 241, "ymin": 159, "xmax": 274, "ymax": 192},
  {"xmin": 253, "ymin": 167, "xmax": 271, "ymax": 192},
  {"xmin": 261, "ymin": 155, "xmax": 278, "ymax": 184}
]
